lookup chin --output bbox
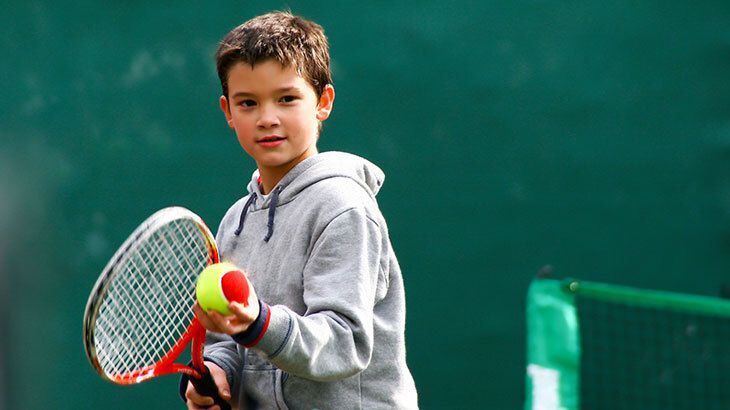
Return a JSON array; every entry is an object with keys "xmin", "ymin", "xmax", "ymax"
[{"xmin": 257, "ymin": 156, "xmax": 293, "ymax": 168}]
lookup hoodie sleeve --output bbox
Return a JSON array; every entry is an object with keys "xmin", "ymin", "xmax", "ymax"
[{"xmin": 247, "ymin": 206, "xmax": 384, "ymax": 381}]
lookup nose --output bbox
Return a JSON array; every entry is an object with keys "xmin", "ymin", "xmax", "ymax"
[{"xmin": 256, "ymin": 103, "xmax": 280, "ymax": 129}]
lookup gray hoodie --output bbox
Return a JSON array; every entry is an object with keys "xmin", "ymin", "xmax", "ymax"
[{"xmin": 203, "ymin": 152, "xmax": 418, "ymax": 409}]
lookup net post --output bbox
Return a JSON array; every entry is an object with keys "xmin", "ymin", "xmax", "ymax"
[{"xmin": 525, "ymin": 278, "xmax": 579, "ymax": 410}]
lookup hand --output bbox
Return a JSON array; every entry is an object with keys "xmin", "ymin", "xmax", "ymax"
[
  {"xmin": 185, "ymin": 361, "xmax": 230, "ymax": 410},
  {"xmin": 194, "ymin": 279, "xmax": 260, "ymax": 335}
]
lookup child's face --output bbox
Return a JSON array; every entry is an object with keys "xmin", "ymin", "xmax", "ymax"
[{"xmin": 220, "ymin": 60, "xmax": 334, "ymax": 178}]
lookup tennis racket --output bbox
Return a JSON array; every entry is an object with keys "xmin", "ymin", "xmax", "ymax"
[{"xmin": 83, "ymin": 206, "xmax": 231, "ymax": 410}]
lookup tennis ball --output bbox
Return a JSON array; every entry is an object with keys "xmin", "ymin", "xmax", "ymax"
[{"xmin": 195, "ymin": 262, "xmax": 250, "ymax": 315}]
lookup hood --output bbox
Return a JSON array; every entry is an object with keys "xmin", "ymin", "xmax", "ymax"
[
  {"xmin": 247, "ymin": 151, "xmax": 385, "ymax": 205},
  {"xmin": 234, "ymin": 151, "xmax": 385, "ymax": 241}
]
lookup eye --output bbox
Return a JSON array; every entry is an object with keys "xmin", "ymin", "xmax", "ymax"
[
  {"xmin": 279, "ymin": 95, "xmax": 297, "ymax": 103},
  {"xmin": 239, "ymin": 99, "xmax": 256, "ymax": 107}
]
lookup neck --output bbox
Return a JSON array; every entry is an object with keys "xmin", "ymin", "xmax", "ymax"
[
  {"xmin": 257, "ymin": 148, "xmax": 318, "ymax": 194},
  {"xmin": 258, "ymin": 168, "xmax": 286, "ymax": 195}
]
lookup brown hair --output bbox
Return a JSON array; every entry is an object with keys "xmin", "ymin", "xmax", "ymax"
[{"xmin": 215, "ymin": 11, "xmax": 332, "ymax": 98}]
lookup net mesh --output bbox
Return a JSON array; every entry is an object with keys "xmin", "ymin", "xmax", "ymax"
[
  {"xmin": 93, "ymin": 217, "xmax": 210, "ymax": 378},
  {"xmin": 577, "ymin": 295, "xmax": 730, "ymax": 410}
]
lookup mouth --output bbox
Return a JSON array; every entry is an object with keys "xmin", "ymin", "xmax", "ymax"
[
  {"xmin": 257, "ymin": 135, "xmax": 286, "ymax": 143},
  {"xmin": 256, "ymin": 135, "xmax": 286, "ymax": 148}
]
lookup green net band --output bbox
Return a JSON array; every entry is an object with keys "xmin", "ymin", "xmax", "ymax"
[{"xmin": 526, "ymin": 278, "xmax": 730, "ymax": 410}]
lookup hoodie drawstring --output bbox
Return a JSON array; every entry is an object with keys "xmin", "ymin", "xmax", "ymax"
[
  {"xmin": 234, "ymin": 193, "xmax": 257, "ymax": 236},
  {"xmin": 234, "ymin": 186, "xmax": 282, "ymax": 241},
  {"xmin": 264, "ymin": 186, "xmax": 282, "ymax": 242}
]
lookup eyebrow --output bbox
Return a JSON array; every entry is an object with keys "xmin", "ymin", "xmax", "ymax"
[{"xmin": 230, "ymin": 86, "xmax": 302, "ymax": 99}]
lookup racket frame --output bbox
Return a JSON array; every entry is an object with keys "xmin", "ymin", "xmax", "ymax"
[{"xmin": 83, "ymin": 207, "xmax": 219, "ymax": 384}]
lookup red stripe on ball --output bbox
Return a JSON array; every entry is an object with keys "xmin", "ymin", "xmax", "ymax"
[{"xmin": 221, "ymin": 270, "xmax": 250, "ymax": 307}]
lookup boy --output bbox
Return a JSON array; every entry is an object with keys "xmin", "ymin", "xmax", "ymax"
[{"xmin": 182, "ymin": 11, "xmax": 418, "ymax": 409}]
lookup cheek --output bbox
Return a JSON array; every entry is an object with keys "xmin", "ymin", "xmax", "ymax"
[
  {"xmin": 230, "ymin": 119, "xmax": 255, "ymax": 149},
  {"xmin": 289, "ymin": 108, "xmax": 321, "ymax": 133},
  {"xmin": 230, "ymin": 115, "xmax": 253, "ymax": 134},
  {"xmin": 235, "ymin": 135, "xmax": 256, "ymax": 157}
]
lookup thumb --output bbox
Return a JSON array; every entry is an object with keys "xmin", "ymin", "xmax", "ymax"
[{"xmin": 229, "ymin": 299, "xmax": 260, "ymax": 324}]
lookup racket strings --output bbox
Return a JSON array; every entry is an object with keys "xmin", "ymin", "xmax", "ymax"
[{"xmin": 94, "ymin": 218, "xmax": 211, "ymax": 378}]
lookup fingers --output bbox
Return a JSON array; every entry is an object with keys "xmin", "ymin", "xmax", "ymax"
[
  {"xmin": 229, "ymin": 300, "xmax": 260, "ymax": 325},
  {"xmin": 207, "ymin": 309, "xmax": 243, "ymax": 333},
  {"xmin": 193, "ymin": 302, "xmax": 243, "ymax": 335},
  {"xmin": 186, "ymin": 401, "xmax": 221, "ymax": 410},
  {"xmin": 185, "ymin": 362, "xmax": 231, "ymax": 409},
  {"xmin": 185, "ymin": 381, "xmax": 214, "ymax": 408},
  {"xmin": 195, "ymin": 301, "xmax": 260, "ymax": 336},
  {"xmin": 242, "ymin": 276, "xmax": 258, "ymax": 307},
  {"xmin": 207, "ymin": 361, "xmax": 232, "ymax": 400},
  {"xmin": 194, "ymin": 302, "xmax": 232, "ymax": 334},
  {"xmin": 186, "ymin": 400, "xmax": 221, "ymax": 410},
  {"xmin": 229, "ymin": 279, "xmax": 260, "ymax": 324},
  {"xmin": 193, "ymin": 302, "xmax": 224, "ymax": 333},
  {"xmin": 186, "ymin": 403, "xmax": 219, "ymax": 410}
]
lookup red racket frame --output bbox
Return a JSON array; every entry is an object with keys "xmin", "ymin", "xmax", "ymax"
[{"xmin": 83, "ymin": 207, "xmax": 228, "ymax": 409}]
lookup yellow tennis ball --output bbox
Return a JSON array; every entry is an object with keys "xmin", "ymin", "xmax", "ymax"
[{"xmin": 196, "ymin": 262, "xmax": 250, "ymax": 315}]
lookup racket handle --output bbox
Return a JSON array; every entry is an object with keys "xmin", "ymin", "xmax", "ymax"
[{"xmin": 190, "ymin": 365, "xmax": 231, "ymax": 410}]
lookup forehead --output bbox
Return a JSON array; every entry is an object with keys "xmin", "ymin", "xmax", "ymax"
[{"xmin": 226, "ymin": 60, "xmax": 315, "ymax": 95}]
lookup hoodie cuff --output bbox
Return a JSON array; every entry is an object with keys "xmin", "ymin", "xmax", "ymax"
[{"xmin": 232, "ymin": 300, "xmax": 271, "ymax": 347}]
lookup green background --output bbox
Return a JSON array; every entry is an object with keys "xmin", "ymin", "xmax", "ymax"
[{"xmin": 2, "ymin": 1, "xmax": 729, "ymax": 409}]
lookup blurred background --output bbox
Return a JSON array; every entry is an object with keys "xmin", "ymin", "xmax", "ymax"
[{"xmin": 2, "ymin": 1, "xmax": 730, "ymax": 409}]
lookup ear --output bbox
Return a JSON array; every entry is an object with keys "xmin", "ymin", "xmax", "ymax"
[
  {"xmin": 316, "ymin": 85, "xmax": 335, "ymax": 121},
  {"xmin": 220, "ymin": 95, "xmax": 234, "ymax": 128}
]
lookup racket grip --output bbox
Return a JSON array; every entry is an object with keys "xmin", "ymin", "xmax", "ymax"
[{"xmin": 190, "ymin": 365, "xmax": 231, "ymax": 410}]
